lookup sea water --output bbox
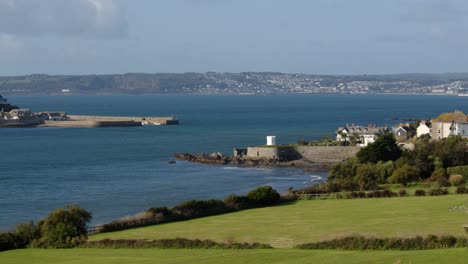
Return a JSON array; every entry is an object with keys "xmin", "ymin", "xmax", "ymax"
[{"xmin": 0, "ymin": 94, "xmax": 466, "ymax": 229}]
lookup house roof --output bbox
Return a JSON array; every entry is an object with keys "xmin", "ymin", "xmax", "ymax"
[
  {"xmin": 432, "ymin": 112, "xmax": 467, "ymax": 123},
  {"xmin": 338, "ymin": 125, "xmax": 388, "ymax": 135}
]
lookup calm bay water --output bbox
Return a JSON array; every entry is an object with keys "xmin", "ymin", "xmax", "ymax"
[{"xmin": 0, "ymin": 94, "xmax": 466, "ymax": 229}]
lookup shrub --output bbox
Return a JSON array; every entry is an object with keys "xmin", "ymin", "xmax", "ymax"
[
  {"xmin": 32, "ymin": 204, "xmax": 92, "ymax": 248},
  {"xmin": 414, "ymin": 189, "xmax": 426, "ymax": 196},
  {"xmin": 12, "ymin": 220, "xmax": 40, "ymax": 247},
  {"xmin": 147, "ymin": 207, "xmax": 172, "ymax": 218},
  {"xmin": 84, "ymin": 238, "xmax": 272, "ymax": 249},
  {"xmin": 354, "ymin": 163, "xmax": 378, "ymax": 191},
  {"xmin": 326, "ymin": 179, "xmax": 360, "ymax": 192},
  {"xmin": 223, "ymin": 194, "xmax": 253, "ymax": 210},
  {"xmin": 387, "ymin": 164, "xmax": 419, "ymax": 186},
  {"xmin": 456, "ymin": 185, "xmax": 467, "ymax": 194},
  {"xmin": 0, "ymin": 232, "xmax": 24, "ymax": 252},
  {"xmin": 381, "ymin": 189, "xmax": 397, "ymax": 197},
  {"xmin": 428, "ymin": 188, "xmax": 449, "ymax": 196},
  {"xmin": 398, "ymin": 189, "xmax": 407, "ymax": 197},
  {"xmin": 436, "ymin": 176, "xmax": 451, "ymax": 187},
  {"xmin": 173, "ymin": 199, "xmax": 230, "ymax": 219},
  {"xmin": 345, "ymin": 192, "xmax": 359, "ymax": 199},
  {"xmin": 246, "ymin": 186, "xmax": 280, "ymax": 206},
  {"xmin": 447, "ymin": 165, "xmax": 468, "ymax": 181},
  {"xmin": 296, "ymin": 235, "xmax": 465, "ymax": 250},
  {"xmin": 449, "ymin": 175, "xmax": 465, "ymax": 187}
]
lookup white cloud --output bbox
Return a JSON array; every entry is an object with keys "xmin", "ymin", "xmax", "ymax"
[{"xmin": 0, "ymin": 0, "xmax": 128, "ymax": 38}]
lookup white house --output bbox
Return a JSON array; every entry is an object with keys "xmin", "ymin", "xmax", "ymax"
[
  {"xmin": 416, "ymin": 121, "xmax": 431, "ymax": 138},
  {"xmin": 336, "ymin": 124, "xmax": 389, "ymax": 147}
]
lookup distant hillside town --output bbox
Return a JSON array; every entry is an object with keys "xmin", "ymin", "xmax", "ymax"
[
  {"xmin": 1, "ymin": 72, "xmax": 468, "ymax": 95},
  {"xmin": 336, "ymin": 111, "xmax": 468, "ymax": 148}
]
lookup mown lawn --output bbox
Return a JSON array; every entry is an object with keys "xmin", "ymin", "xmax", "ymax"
[
  {"xmin": 1, "ymin": 248, "xmax": 467, "ymax": 264},
  {"xmin": 91, "ymin": 195, "xmax": 468, "ymax": 248}
]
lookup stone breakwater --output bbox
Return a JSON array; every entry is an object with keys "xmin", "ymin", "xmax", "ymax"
[
  {"xmin": 1, "ymin": 115, "xmax": 179, "ymax": 128},
  {"xmin": 175, "ymin": 146, "xmax": 359, "ymax": 169}
]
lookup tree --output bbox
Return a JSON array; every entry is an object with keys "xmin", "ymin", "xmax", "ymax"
[
  {"xmin": 357, "ymin": 133, "xmax": 402, "ymax": 163},
  {"xmin": 387, "ymin": 164, "xmax": 419, "ymax": 186},
  {"xmin": 34, "ymin": 204, "xmax": 92, "ymax": 248},
  {"xmin": 328, "ymin": 157, "xmax": 359, "ymax": 181},
  {"xmin": 354, "ymin": 163, "xmax": 378, "ymax": 191},
  {"xmin": 247, "ymin": 186, "xmax": 280, "ymax": 206}
]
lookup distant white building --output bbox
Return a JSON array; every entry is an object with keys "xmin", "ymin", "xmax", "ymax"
[
  {"xmin": 266, "ymin": 136, "xmax": 276, "ymax": 146},
  {"xmin": 416, "ymin": 121, "xmax": 431, "ymax": 138}
]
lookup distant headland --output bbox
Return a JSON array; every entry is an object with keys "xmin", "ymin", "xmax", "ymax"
[{"xmin": 1, "ymin": 72, "xmax": 468, "ymax": 95}]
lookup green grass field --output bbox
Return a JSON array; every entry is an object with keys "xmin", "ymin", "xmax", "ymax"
[
  {"xmin": 1, "ymin": 248, "xmax": 467, "ymax": 264},
  {"xmin": 91, "ymin": 195, "xmax": 468, "ymax": 248}
]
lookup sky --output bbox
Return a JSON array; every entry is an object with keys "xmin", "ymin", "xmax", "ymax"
[{"xmin": 0, "ymin": 0, "xmax": 468, "ymax": 75}]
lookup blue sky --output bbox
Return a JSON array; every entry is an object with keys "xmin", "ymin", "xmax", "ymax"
[{"xmin": 0, "ymin": 0, "xmax": 467, "ymax": 75}]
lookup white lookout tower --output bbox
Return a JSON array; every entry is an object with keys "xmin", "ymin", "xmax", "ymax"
[{"xmin": 266, "ymin": 136, "xmax": 276, "ymax": 146}]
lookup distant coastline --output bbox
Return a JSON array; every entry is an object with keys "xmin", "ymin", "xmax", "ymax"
[{"xmin": 1, "ymin": 72, "xmax": 467, "ymax": 96}]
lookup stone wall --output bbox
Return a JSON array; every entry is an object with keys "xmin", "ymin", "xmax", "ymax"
[{"xmin": 246, "ymin": 146, "xmax": 359, "ymax": 164}]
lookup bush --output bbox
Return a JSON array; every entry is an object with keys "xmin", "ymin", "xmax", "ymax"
[
  {"xmin": 345, "ymin": 192, "xmax": 359, "ymax": 199},
  {"xmin": 447, "ymin": 166, "xmax": 468, "ymax": 181},
  {"xmin": 428, "ymin": 188, "xmax": 449, "ymax": 196},
  {"xmin": 414, "ymin": 189, "xmax": 426, "ymax": 196},
  {"xmin": 398, "ymin": 189, "xmax": 407, "ymax": 197},
  {"xmin": 326, "ymin": 179, "xmax": 360, "ymax": 192},
  {"xmin": 12, "ymin": 220, "xmax": 40, "ymax": 247},
  {"xmin": 381, "ymin": 189, "xmax": 397, "ymax": 197},
  {"xmin": 296, "ymin": 235, "xmax": 466, "ymax": 250},
  {"xmin": 173, "ymin": 199, "xmax": 230, "ymax": 219},
  {"xmin": 449, "ymin": 175, "xmax": 465, "ymax": 187},
  {"xmin": 84, "ymin": 238, "xmax": 272, "ymax": 249},
  {"xmin": 387, "ymin": 164, "xmax": 419, "ymax": 186},
  {"xmin": 147, "ymin": 207, "xmax": 172, "ymax": 218},
  {"xmin": 247, "ymin": 186, "xmax": 280, "ymax": 206},
  {"xmin": 223, "ymin": 194, "xmax": 252, "ymax": 210},
  {"xmin": 366, "ymin": 190, "xmax": 397, "ymax": 198},
  {"xmin": 456, "ymin": 185, "xmax": 467, "ymax": 194},
  {"xmin": 32, "ymin": 204, "xmax": 92, "ymax": 248},
  {"xmin": 0, "ymin": 232, "xmax": 25, "ymax": 252}
]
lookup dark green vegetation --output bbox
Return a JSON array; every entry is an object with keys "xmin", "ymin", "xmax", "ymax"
[
  {"xmin": 0, "ymin": 205, "xmax": 91, "ymax": 251},
  {"xmin": 311, "ymin": 134, "xmax": 468, "ymax": 193},
  {"xmin": 84, "ymin": 238, "xmax": 271, "ymax": 249},
  {"xmin": 297, "ymin": 235, "xmax": 467, "ymax": 250},
  {"xmin": 1, "ymin": 186, "xmax": 281, "ymax": 252},
  {"xmin": 2, "ymin": 72, "xmax": 468, "ymax": 95},
  {"xmin": 99, "ymin": 186, "xmax": 281, "ymax": 233}
]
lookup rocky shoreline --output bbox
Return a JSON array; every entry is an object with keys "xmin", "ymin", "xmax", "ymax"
[{"xmin": 174, "ymin": 153, "xmax": 331, "ymax": 171}]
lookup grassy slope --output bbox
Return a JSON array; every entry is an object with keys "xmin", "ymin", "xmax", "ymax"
[
  {"xmin": 1, "ymin": 248, "xmax": 467, "ymax": 264},
  {"xmin": 91, "ymin": 195, "xmax": 468, "ymax": 248}
]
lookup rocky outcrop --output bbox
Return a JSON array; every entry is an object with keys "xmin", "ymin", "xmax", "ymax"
[{"xmin": 174, "ymin": 153, "xmax": 330, "ymax": 170}]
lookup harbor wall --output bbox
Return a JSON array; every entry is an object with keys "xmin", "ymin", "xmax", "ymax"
[{"xmin": 246, "ymin": 146, "xmax": 359, "ymax": 164}]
